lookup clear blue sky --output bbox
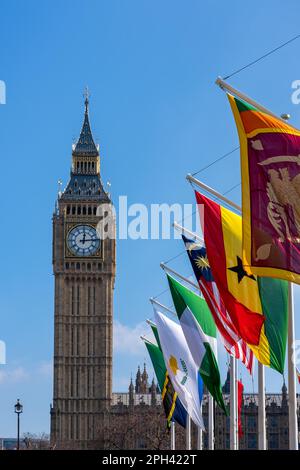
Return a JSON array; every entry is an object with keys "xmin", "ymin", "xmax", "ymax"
[{"xmin": 0, "ymin": 0, "xmax": 300, "ymax": 436}]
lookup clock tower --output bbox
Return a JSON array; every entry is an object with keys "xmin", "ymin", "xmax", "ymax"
[{"xmin": 50, "ymin": 95, "xmax": 116, "ymax": 449}]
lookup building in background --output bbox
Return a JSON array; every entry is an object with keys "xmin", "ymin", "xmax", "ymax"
[{"xmin": 106, "ymin": 364, "xmax": 300, "ymax": 450}]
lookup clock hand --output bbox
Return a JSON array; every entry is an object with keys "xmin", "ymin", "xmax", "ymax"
[{"xmin": 80, "ymin": 232, "xmax": 86, "ymax": 244}]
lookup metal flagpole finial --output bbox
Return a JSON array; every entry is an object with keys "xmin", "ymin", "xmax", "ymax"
[
  {"xmin": 281, "ymin": 113, "xmax": 291, "ymax": 121},
  {"xmin": 84, "ymin": 86, "xmax": 90, "ymax": 111}
]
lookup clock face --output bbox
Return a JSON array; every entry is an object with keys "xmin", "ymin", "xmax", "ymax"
[{"xmin": 67, "ymin": 225, "xmax": 101, "ymax": 257}]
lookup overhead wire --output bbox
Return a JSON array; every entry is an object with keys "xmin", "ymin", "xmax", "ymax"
[{"xmin": 223, "ymin": 32, "xmax": 300, "ymax": 80}]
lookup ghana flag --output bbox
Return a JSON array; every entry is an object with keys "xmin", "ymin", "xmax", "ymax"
[
  {"xmin": 228, "ymin": 93, "xmax": 300, "ymax": 284},
  {"xmin": 196, "ymin": 191, "xmax": 288, "ymax": 373}
]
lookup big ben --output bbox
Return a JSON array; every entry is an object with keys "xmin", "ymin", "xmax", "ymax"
[{"xmin": 50, "ymin": 94, "xmax": 116, "ymax": 449}]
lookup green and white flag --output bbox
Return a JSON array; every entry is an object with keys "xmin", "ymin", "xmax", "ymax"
[
  {"xmin": 167, "ymin": 274, "xmax": 228, "ymax": 414},
  {"xmin": 154, "ymin": 309, "xmax": 205, "ymax": 430}
]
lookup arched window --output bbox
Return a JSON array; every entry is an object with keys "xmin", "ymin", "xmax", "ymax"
[
  {"xmin": 72, "ymin": 206, "xmax": 76, "ymax": 215},
  {"xmin": 77, "ymin": 206, "xmax": 81, "ymax": 215},
  {"xmin": 88, "ymin": 206, "xmax": 92, "ymax": 215},
  {"xmin": 93, "ymin": 207, "xmax": 97, "ymax": 215},
  {"xmin": 76, "ymin": 263, "xmax": 80, "ymax": 270},
  {"xmin": 83, "ymin": 206, "xmax": 86, "ymax": 215},
  {"xmin": 67, "ymin": 206, "xmax": 70, "ymax": 215}
]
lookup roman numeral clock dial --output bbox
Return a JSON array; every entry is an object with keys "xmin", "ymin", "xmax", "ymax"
[{"xmin": 67, "ymin": 225, "xmax": 101, "ymax": 257}]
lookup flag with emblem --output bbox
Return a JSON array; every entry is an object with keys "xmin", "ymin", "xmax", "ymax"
[
  {"xmin": 228, "ymin": 93, "xmax": 300, "ymax": 284},
  {"xmin": 143, "ymin": 337, "xmax": 187, "ymax": 428},
  {"xmin": 167, "ymin": 274, "xmax": 227, "ymax": 414},
  {"xmin": 154, "ymin": 309, "xmax": 205, "ymax": 430},
  {"xmin": 196, "ymin": 191, "xmax": 288, "ymax": 373},
  {"xmin": 182, "ymin": 234, "xmax": 254, "ymax": 375},
  {"xmin": 296, "ymin": 367, "xmax": 300, "ymax": 385}
]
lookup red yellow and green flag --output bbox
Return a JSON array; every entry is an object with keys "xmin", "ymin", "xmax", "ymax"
[
  {"xmin": 196, "ymin": 191, "xmax": 288, "ymax": 373},
  {"xmin": 228, "ymin": 93, "xmax": 300, "ymax": 284},
  {"xmin": 296, "ymin": 368, "xmax": 300, "ymax": 385}
]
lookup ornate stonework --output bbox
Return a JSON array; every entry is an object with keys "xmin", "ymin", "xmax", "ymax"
[{"xmin": 50, "ymin": 97, "xmax": 116, "ymax": 449}]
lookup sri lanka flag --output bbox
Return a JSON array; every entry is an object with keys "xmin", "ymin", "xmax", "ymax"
[
  {"xmin": 196, "ymin": 191, "xmax": 288, "ymax": 373},
  {"xmin": 228, "ymin": 93, "xmax": 300, "ymax": 284}
]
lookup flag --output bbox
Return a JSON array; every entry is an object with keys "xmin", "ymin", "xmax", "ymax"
[
  {"xmin": 182, "ymin": 234, "xmax": 254, "ymax": 375},
  {"xmin": 228, "ymin": 93, "xmax": 300, "ymax": 284},
  {"xmin": 154, "ymin": 309, "xmax": 205, "ymax": 429},
  {"xmin": 237, "ymin": 380, "xmax": 244, "ymax": 438},
  {"xmin": 149, "ymin": 320, "xmax": 162, "ymax": 351},
  {"xmin": 196, "ymin": 191, "xmax": 288, "ymax": 373},
  {"xmin": 144, "ymin": 339, "xmax": 187, "ymax": 428},
  {"xmin": 296, "ymin": 368, "xmax": 300, "ymax": 385},
  {"xmin": 148, "ymin": 321, "xmax": 188, "ymax": 428},
  {"xmin": 167, "ymin": 274, "xmax": 228, "ymax": 414}
]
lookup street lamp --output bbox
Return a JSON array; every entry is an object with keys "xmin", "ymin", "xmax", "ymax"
[{"xmin": 14, "ymin": 399, "xmax": 23, "ymax": 450}]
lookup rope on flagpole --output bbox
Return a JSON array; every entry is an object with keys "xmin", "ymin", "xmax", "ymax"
[
  {"xmin": 191, "ymin": 147, "xmax": 239, "ymax": 177},
  {"xmin": 222, "ymin": 182, "xmax": 241, "ymax": 196},
  {"xmin": 187, "ymin": 174, "xmax": 242, "ymax": 212},
  {"xmin": 222, "ymin": 32, "xmax": 300, "ymax": 80}
]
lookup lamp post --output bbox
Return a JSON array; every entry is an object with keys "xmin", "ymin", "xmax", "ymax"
[{"xmin": 14, "ymin": 399, "xmax": 23, "ymax": 450}]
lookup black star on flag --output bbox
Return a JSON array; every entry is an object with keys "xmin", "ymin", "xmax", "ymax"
[{"xmin": 228, "ymin": 256, "xmax": 256, "ymax": 284}]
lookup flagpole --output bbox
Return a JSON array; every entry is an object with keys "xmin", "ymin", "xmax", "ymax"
[
  {"xmin": 197, "ymin": 403, "xmax": 203, "ymax": 450},
  {"xmin": 160, "ymin": 263, "xmax": 201, "ymax": 291},
  {"xmin": 215, "ymin": 77, "xmax": 294, "ymax": 126},
  {"xmin": 230, "ymin": 355, "xmax": 237, "ymax": 450},
  {"xmin": 288, "ymin": 282, "xmax": 298, "ymax": 450},
  {"xmin": 149, "ymin": 301, "xmax": 176, "ymax": 317},
  {"xmin": 258, "ymin": 363, "xmax": 267, "ymax": 450},
  {"xmin": 173, "ymin": 221, "xmax": 204, "ymax": 243},
  {"xmin": 236, "ymin": 359, "xmax": 239, "ymax": 450},
  {"xmin": 208, "ymin": 395, "xmax": 214, "ymax": 450},
  {"xmin": 186, "ymin": 414, "xmax": 191, "ymax": 450},
  {"xmin": 170, "ymin": 421, "xmax": 176, "ymax": 450},
  {"xmin": 197, "ymin": 427, "xmax": 202, "ymax": 450},
  {"xmin": 186, "ymin": 174, "xmax": 241, "ymax": 212},
  {"xmin": 214, "ymin": 79, "xmax": 299, "ymax": 449}
]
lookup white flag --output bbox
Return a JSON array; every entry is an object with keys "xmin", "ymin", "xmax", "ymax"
[{"xmin": 154, "ymin": 309, "xmax": 205, "ymax": 430}]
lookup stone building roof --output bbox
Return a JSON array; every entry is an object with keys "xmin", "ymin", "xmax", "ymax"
[
  {"xmin": 62, "ymin": 174, "xmax": 109, "ymax": 202},
  {"xmin": 72, "ymin": 96, "xmax": 99, "ymax": 157}
]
